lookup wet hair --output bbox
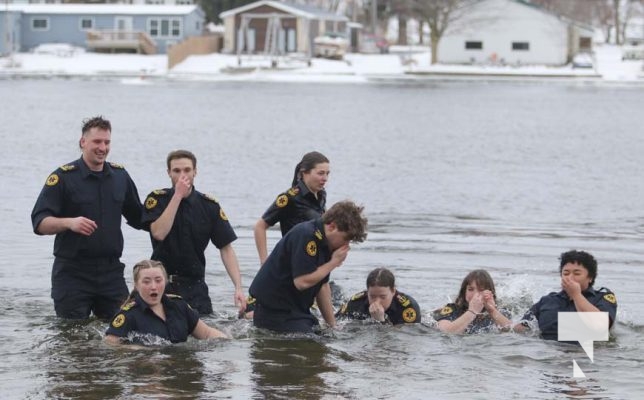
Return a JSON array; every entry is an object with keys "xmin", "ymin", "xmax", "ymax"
[
  {"xmin": 321, "ymin": 200, "xmax": 368, "ymax": 243},
  {"xmin": 166, "ymin": 149, "xmax": 197, "ymax": 170},
  {"xmin": 366, "ymin": 267, "xmax": 395, "ymax": 290},
  {"xmin": 454, "ymin": 269, "xmax": 496, "ymax": 311},
  {"xmin": 559, "ymin": 250, "xmax": 597, "ymax": 286},
  {"xmin": 121, "ymin": 260, "xmax": 167, "ymax": 306},
  {"xmin": 292, "ymin": 151, "xmax": 329, "ymax": 187},
  {"xmin": 81, "ymin": 116, "xmax": 111, "ymax": 135}
]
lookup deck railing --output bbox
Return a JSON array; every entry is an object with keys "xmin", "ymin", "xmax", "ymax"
[{"xmin": 86, "ymin": 30, "xmax": 157, "ymax": 55}]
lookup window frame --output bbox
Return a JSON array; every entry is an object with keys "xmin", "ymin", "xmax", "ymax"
[
  {"xmin": 465, "ymin": 41, "xmax": 483, "ymax": 50},
  {"xmin": 147, "ymin": 17, "xmax": 183, "ymax": 39},
  {"xmin": 512, "ymin": 41, "xmax": 530, "ymax": 51},
  {"xmin": 31, "ymin": 17, "xmax": 50, "ymax": 32},
  {"xmin": 79, "ymin": 17, "xmax": 95, "ymax": 31}
]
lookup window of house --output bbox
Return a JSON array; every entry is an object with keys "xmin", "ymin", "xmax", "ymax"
[
  {"xmin": 176, "ymin": 0, "xmax": 193, "ymax": 4},
  {"xmin": 31, "ymin": 18, "xmax": 49, "ymax": 31},
  {"xmin": 512, "ymin": 41, "xmax": 529, "ymax": 51},
  {"xmin": 465, "ymin": 41, "xmax": 482, "ymax": 50},
  {"xmin": 148, "ymin": 18, "xmax": 182, "ymax": 38},
  {"xmin": 79, "ymin": 17, "xmax": 94, "ymax": 31}
]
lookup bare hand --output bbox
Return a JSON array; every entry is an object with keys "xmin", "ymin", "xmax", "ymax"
[
  {"xmin": 468, "ymin": 292, "xmax": 485, "ymax": 314},
  {"xmin": 69, "ymin": 217, "xmax": 97, "ymax": 236},
  {"xmin": 174, "ymin": 175, "xmax": 192, "ymax": 199},
  {"xmin": 561, "ymin": 275, "xmax": 582, "ymax": 298},
  {"xmin": 369, "ymin": 301, "xmax": 386, "ymax": 322},
  {"xmin": 482, "ymin": 290, "xmax": 496, "ymax": 311},
  {"xmin": 330, "ymin": 244, "xmax": 350, "ymax": 268},
  {"xmin": 234, "ymin": 288, "xmax": 247, "ymax": 313}
]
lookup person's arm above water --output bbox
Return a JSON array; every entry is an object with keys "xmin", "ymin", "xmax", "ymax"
[
  {"xmin": 253, "ymin": 218, "xmax": 270, "ymax": 265},
  {"xmin": 150, "ymin": 176, "xmax": 191, "ymax": 241},
  {"xmin": 191, "ymin": 320, "xmax": 229, "ymax": 339},
  {"xmin": 293, "ymin": 245, "xmax": 349, "ymax": 291},
  {"xmin": 220, "ymin": 244, "xmax": 246, "ymax": 313},
  {"xmin": 316, "ymin": 282, "xmax": 336, "ymax": 328}
]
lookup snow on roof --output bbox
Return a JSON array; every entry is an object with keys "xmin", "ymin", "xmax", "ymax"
[
  {"xmin": 2, "ymin": 4, "xmax": 199, "ymax": 16},
  {"xmin": 220, "ymin": 0, "xmax": 347, "ymax": 21}
]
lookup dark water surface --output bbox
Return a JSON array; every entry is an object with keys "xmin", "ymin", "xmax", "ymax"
[{"xmin": 0, "ymin": 79, "xmax": 643, "ymax": 399}]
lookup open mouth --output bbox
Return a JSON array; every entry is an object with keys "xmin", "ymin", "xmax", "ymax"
[{"xmin": 149, "ymin": 292, "xmax": 159, "ymax": 299}]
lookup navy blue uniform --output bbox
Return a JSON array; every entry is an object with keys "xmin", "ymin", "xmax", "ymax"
[
  {"xmin": 261, "ymin": 180, "xmax": 326, "ymax": 236},
  {"xmin": 336, "ymin": 290, "xmax": 422, "ymax": 324},
  {"xmin": 433, "ymin": 303, "xmax": 511, "ymax": 334},
  {"xmin": 142, "ymin": 187, "xmax": 237, "ymax": 315},
  {"xmin": 520, "ymin": 287, "xmax": 617, "ymax": 340},
  {"xmin": 105, "ymin": 292, "xmax": 200, "ymax": 344},
  {"xmin": 31, "ymin": 158, "xmax": 145, "ymax": 319},
  {"xmin": 249, "ymin": 218, "xmax": 330, "ymax": 333}
]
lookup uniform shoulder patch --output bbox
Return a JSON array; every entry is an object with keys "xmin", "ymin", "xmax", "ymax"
[
  {"xmin": 152, "ymin": 189, "xmax": 167, "ymax": 196},
  {"xmin": 202, "ymin": 193, "xmax": 218, "ymax": 203},
  {"xmin": 121, "ymin": 300, "xmax": 136, "ymax": 311},
  {"xmin": 351, "ymin": 291, "xmax": 367, "ymax": 301},
  {"xmin": 45, "ymin": 173, "xmax": 59, "ymax": 186},
  {"xmin": 306, "ymin": 240, "xmax": 317, "ymax": 256},
  {"xmin": 287, "ymin": 186, "xmax": 300, "ymax": 196},
  {"xmin": 166, "ymin": 293, "xmax": 183, "ymax": 300},
  {"xmin": 109, "ymin": 162, "xmax": 124, "ymax": 169},
  {"xmin": 145, "ymin": 196, "xmax": 158, "ymax": 210},
  {"xmin": 59, "ymin": 164, "xmax": 76, "ymax": 172},
  {"xmin": 439, "ymin": 305, "xmax": 454, "ymax": 316},
  {"xmin": 219, "ymin": 208, "xmax": 229, "ymax": 221},
  {"xmin": 111, "ymin": 313, "xmax": 126, "ymax": 328},
  {"xmin": 276, "ymin": 194, "xmax": 289, "ymax": 208},
  {"xmin": 603, "ymin": 293, "xmax": 617, "ymax": 304},
  {"xmin": 402, "ymin": 307, "xmax": 418, "ymax": 323},
  {"xmin": 397, "ymin": 294, "xmax": 411, "ymax": 307}
]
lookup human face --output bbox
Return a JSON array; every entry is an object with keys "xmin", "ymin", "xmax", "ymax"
[
  {"xmin": 324, "ymin": 222, "xmax": 349, "ymax": 251},
  {"xmin": 135, "ymin": 267, "xmax": 166, "ymax": 306},
  {"xmin": 464, "ymin": 281, "xmax": 481, "ymax": 303},
  {"xmin": 367, "ymin": 285, "xmax": 395, "ymax": 311},
  {"xmin": 168, "ymin": 157, "xmax": 196, "ymax": 188},
  {"xmin": 561, "ymin": 262, "xmax": 592, "ymax": 291},
  {"xmin": 302, "ymin": 162, "xmax": 330, "ymax": 194},
  {"xmin": 80, "ymin": 128, "xmax": 111, "ymax": 171}
]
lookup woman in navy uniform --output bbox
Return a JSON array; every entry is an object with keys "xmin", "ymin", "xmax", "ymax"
[
  {"xmin": 249, "ymin": 200, "xmax": 368, "ymax": 334},
  {"xmin": 336, "ymin": 267, "xmax": 421, "ymax": 325},
  {"xmin": 514, "ymin": 250, "xmax": 617, "ymax": 340},
  {"xmin": 105, "ymin": 260, "xmax": 227, "ymax": 345},
  {"xmin": 434, "ymin": 269, "xmax": 511, "ymax": 334},
  {"xmin": 244, "ymin": 152, "xmax": 331, "ymax": 318}
]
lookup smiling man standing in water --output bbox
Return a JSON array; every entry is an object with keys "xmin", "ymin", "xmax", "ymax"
[{"xmin": 31, "ymin": 116, "xmax": 146, "ymax": 320}]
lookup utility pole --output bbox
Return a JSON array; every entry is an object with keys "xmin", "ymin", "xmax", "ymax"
[{"xmin": 371, "ymin": 0, "xmax": 377, "ymax": 34}]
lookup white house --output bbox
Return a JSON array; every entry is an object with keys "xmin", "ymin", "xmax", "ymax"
[{"xmin": 438, "ymin": 0, "xmax": 594, "ymax": 66}]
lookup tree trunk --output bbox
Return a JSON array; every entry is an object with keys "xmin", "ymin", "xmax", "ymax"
[
  {"xmin": 430, "ymin": 34, "xmax": 440, "ymax": 65},
  {"xmin": 398, "ymin": 17, "xmax": 408, "ymax": 45},
  {"xmin": 418, "ymin": 21, "xmax": 424, "ymax": 45},
  {"xmin": 613, "ymin": 0, "xmax": 621, "ymax": 44}
]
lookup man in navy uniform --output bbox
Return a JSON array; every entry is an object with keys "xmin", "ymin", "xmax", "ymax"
[
  {"xmin": 31, "ymin": 116, "xmax": 146, "ymax": 320},
  {"xmin": 249, "ymin": 200, "xmax": 368, "ymax": 333}
]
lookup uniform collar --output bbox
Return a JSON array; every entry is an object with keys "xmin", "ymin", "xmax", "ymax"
[
  {"xmin": 297, "ymin": 180, "xmax": 326, "ymax": 201},
  {"xmin": 134, "ymin": 291, "xmax": 172, "ymax": 312},
  {"xmin": 77, "ymin": 157, "xmax": 112, "ymax": 178}
]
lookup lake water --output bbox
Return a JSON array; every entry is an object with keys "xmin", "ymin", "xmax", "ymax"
[{"xmin": 0, "ymin": 78, "xmax": 643, "ymax": 399}]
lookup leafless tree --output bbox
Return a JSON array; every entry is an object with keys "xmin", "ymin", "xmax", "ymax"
[{"xmin": 410, "ymin": 0, "xmax": 481, "ymax": 64}]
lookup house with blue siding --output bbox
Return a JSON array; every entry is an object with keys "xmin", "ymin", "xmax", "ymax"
[{"xmin": 0, "ymin": 4, "xmax": 205, "ymax": 54}]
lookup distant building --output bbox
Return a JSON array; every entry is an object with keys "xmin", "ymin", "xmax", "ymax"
[
  {"xmin": 0, "ymin": 4, "xmax": 204, "ymax": 54},
  {"xmin": 438, "ymin": 0, "xmax": 594, "ymax": 65},
  {"xmin": 219, "ymin": 0, "xmax": 348, "ymax": 55}
]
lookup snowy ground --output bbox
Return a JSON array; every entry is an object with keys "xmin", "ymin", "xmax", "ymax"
[{"xmin": 1, "ymin": 43, "xmax": 642, "ymax": 83}]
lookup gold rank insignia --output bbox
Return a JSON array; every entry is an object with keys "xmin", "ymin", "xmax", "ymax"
[
  {"xmin": 276, "ymin": 194, "xmax": 288, "ymax": 208},
  {"xmin": 60, "ymin": 164, "xmax": 76, "ymax": 172},
  {"xmin": 397, "ymin": 294, "xmax": 411, "ymax": 307},
  {"xmin": 402, "ymin": 307, "xmax": 417, "ymax": 323},
  {"xmin": 220, "ymin": 208, "xmax": 228, "ymax": 221},
  {"xmin": 314, "ymin": 230, "xmax": 323, "ymax": 240},
  {"xmin": 340, "ymin": 303, "xmax": 347, "ymax": 313},
  {"xmin": 203, "ymin": 193, "xmax": 218, "ymax": 203},
  {"xmin": 112, "ymin": 313, "xmax": 126, "ymax": 328},
  {"xmin": 46, "ymin": 174, "xmax": 59, "ymax": 186},
  {"xmin": 121, "ymin": 301, "xmax": 135, "ymax": 311},
  {"xmin": 603, "ymin": 293, "xmax": 617, "ymax": 304},
  {"xmin": 109, "ymin": 162, "xmax": 124, "ymax": 169},
  {"xmin": 152, "ymin": 189, "xmax": 166, "ymax": 195},
  {"xmin": 145, "ymin": 196, "xmax": 157, "ymax": 210},
  {"xmin": 440, "ymin": 306, "xmax": 453, "ymax": 316},
  {"xmin": 247, "ymin": 296, "xmax": 256, "ymax": 305},
  {"xmin": 351, "ymin": 291, "xmax": 366, "ymax": 301},
  {"xmin": 306, "ymin": 240, "xmax": 317, "ymax": 256},
  {"xmin": 287, "ymin": 187, "xmax": 299, "ymax": 196}
]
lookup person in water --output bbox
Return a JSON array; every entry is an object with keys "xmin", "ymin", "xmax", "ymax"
[
  {"xmin": 514, "ymin": 250, "xmax": 617, "ymax": 340},
  {"xmin": 244, "ymin": 151, "xmax": 332, "ymax": 318},
  {"xmin": 105, "ymin": 260, "xmax": 227, "ymax": 345},
  {"xmin": 249, "ymin": 200, "xmax": 368, "ymax": 334},
  {"xmin": 433, "ymin": 269, "xmax": 511, "ymax": 334},
  {"xmin": 336, "ymin": 267, "xmax": 421, "ymax": 324}
]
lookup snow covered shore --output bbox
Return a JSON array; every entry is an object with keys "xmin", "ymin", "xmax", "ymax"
[{"xmin": 1, "ymin": 43, "xmax": 641, "ymax": 83}]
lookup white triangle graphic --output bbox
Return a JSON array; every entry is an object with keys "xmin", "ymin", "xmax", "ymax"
[{"xmin": 573, "ymin": 359, "xmax": 586, "ymax": 378}]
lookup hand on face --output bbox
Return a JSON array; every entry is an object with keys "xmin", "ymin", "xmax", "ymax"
[
  {"xmin": 369, "ymin": 301, "xmax": 386, "ymax": 322},
  {"xmin": 468, "ymin": 292, "xmax": 485, "ymax": 313},
  {"xmin": 330, "ymin": 244, "xmax": 350, "ymax": 268},
  {"xmin": 561, "ymin": 274, "xmax": 582, "ymax": 298},
  {"xmin": 481, "ymin": 290, "xmax": 496, "ymax": 311},
  {"xmin": 175, "ymin": 174, "xmax": 192, "ymax": 199}
]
